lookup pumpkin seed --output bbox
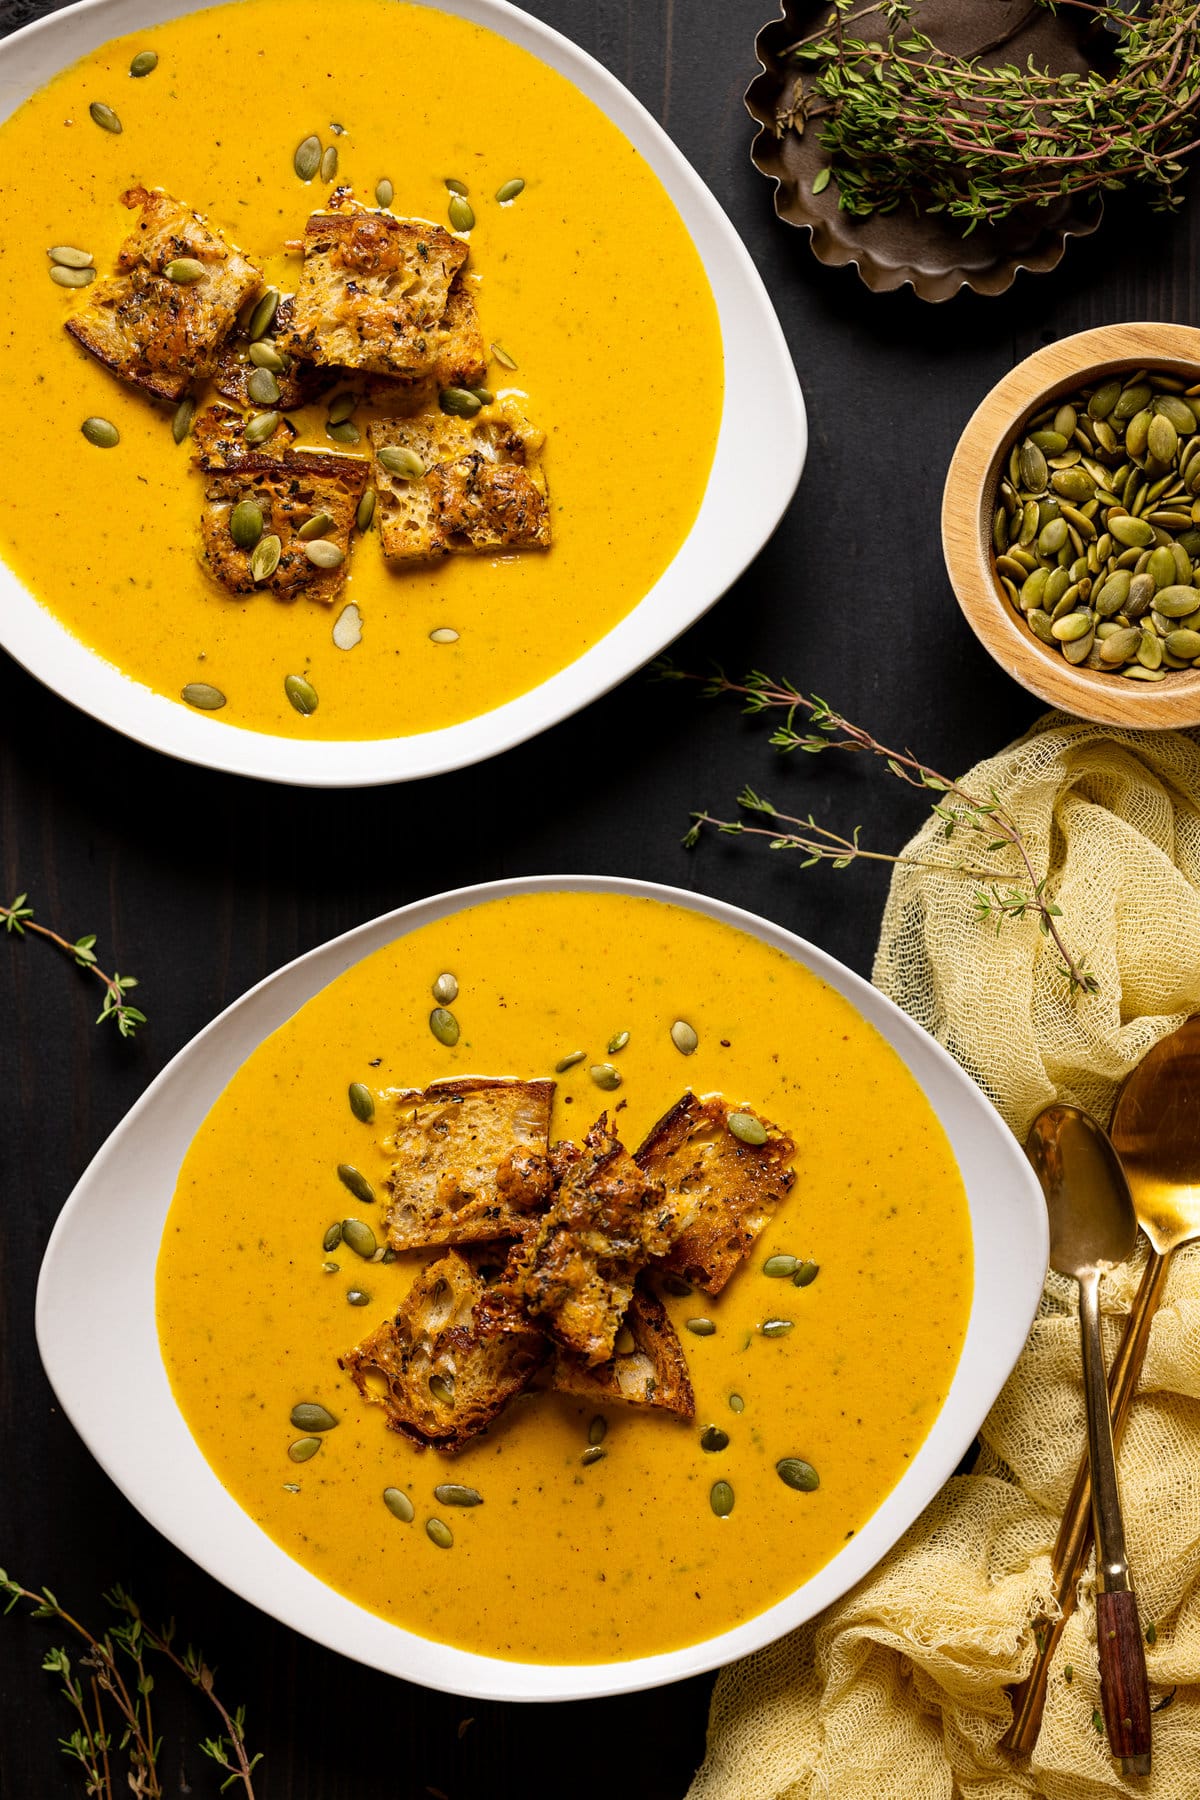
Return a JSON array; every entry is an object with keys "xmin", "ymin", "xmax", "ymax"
[
  {"xmin": 246, "ymin": 366, "xmax": 281, "ymax": 406},
  {"xmin": 80, "ymin": 415, "xmax": 120, "ymax": 449},
  {"xmin": 248, "ymin": 288, "xmax": 280, "ymax": 340},
  {"xmin": 288, "ymin": 1436, "xmax": 321, "ymax": 1462},
  {"xmin": 709, "ymin": 1481, "xmax": 735, "ymax": 1518},
  {"xmin": 793, "ymin": 1260, "xmax": 820, "ymax": 1287},
  {"xmin": 346, "ymin": 1287, "xmax": 371, "ymax": 1306},
  {"xmin": 1110, "ymin": 514, "xmax": 1155, "ymax": 549},
  {"xmin": 348, "ymin": 1081, "xmax": 375, "ymax": 1123},
  {"xmin": 439, "ymin": 386, "xmax": 483, "ymax": 419},
  {"xmin": 448, "ymin": 195, "xmax": 475, "ymax": 232},
  {"xmin": 491, "ymin": 342, "xmax": 518, "ymax": 370},
  {"xmin": 229, "ymin": 498, "xmax": 263, "ymax": 549},
  {"xmin": 322, "ymin": 1260, "xmax": 340, "ymax": 1274},
  {"xmin": 429, "ymin": 627, "xmax": 459, "ymax": 644},
  {"xmin": 728, "ymin": 1393, "xmax": 745, "ymax": 1413},
  {"xmin": 341, "ymin": 1217, "xmax": 377, "ymax": 1259},
  {"xmin": 356, "ymin": 488, "xmax": 377, "ymax": 532},
  {"xmin": 495, "ymin": 178, "xmax": 525, "ymax": 203},
  {"xmin": 1099, "ymin": 627, "xmax": 1142, "ymax": 665},
  {"xmin": 250, "ymin": 534, "xmax": 282, "ymax": 583},
  {"xmin": 1051, "ymin": 611, "xmax": 1094, "ymax": 643},
  {"xmin": 326, "ymin": 419, "xmax": 361, "ymax": 445},
  {"xmin": 776, "ymin": 1457, "xmax": 820, "ymax": 1492},
  {"xmin": 1153, "ymin": 584, "xmax": 1200, "ymax": 618},
  {"xmin": 728, "ymin": 1111, "xmax": 767, "ymax": 1146},
  {"xmin": 588, "ymin": 1415, "xmax": 607, "ymax": 1446},
  {"xmin": 327, "ymin": 391, "xmax": 357, "ymax": 426},
  {"xmin": 1166, "ymin": 629, "xmax": 1200, "ymax": 659},
  {"xmin": 378, "ymin": 444, "xmax": 425, "ymax": 479},
  {"xmin": 376, "ymin": 178, "xmax": 394, "ymax": 208},
  {"xmin": 1018, "ymin": 441, "xmax": 1048, "ymax": 492},
  {"xmin": 181, "ymin": 682, "xmax": 225, "ymax": 710},
  {"xmin": 430, "ymin": 1007, "xmax": 460, "ymax": 1047},
  {"xmin": 338, "ymin": 1164, "xmax": 376, "ymax": 1206},
  {"xmin": 129, "ymin": 50, "xmax": 158, "ymax": 76},
  {"xmin": 320, "ymin": 144, "xmax": 338, "ymax": 183},
  {"xmin": 581, "ymin": 1445, "xmax": 606, "ymax": 1466},
  {"xmin": 700, "ymin": 1425, "xmax": 730, "ymax": 1453},
  {"xmin": 429, "ymin": 1374, "xmax": 455, "ymax": 1404},
  {"xmin": 434, "ymin": 1484, "xmax": 483, "ymax": 1506},
  {"xmin": 670, "ymin": 1019, "xmax": 698, "ymax": 1055},
  {"xmin": 555, "ymin": 1050, "xmax": 586, "ymax": 1072},
  {"xmin": 294, "ymin": 134, "xmax": 322, "ymax": 181},
  {"xmin": 761, "ymin": 1318, "xmax": 793, "ymax": 1338},
  {"xmin": 164, "ymin": 257, "xmax": 206, "ymax": 284},
  {"xmin": 686, "ymin": 1318, "xmax": 716, "ymax": 1336},
  {"xmin": 445, "ymin": 177, "xmax": 470, "ymax": 195},
  {"xmin": 323, "ymin": 1222, "xmax": 342, "ymax": 1252},
  {"xmin": 589, "ymin": 1063, "xmax": 622, "ymax": 1091},
  {"xmin": 284, "ymin": 672, "xmax": 318, "ymax": 713},
  {"xmin": 89, "ymin": 101, "xmax": 122, "ymax": 133},
  {"xmin": 296, "ymin": 510, "xmax": 335, "ymax": 542},
  {"xmin": 763, "ymin": 1254, "xmax": 798, "ymax": 1277},
  {"xmin": 383, "ymin": 1487, "xmax": 414, "ymax": 1522},
  {"xmin": 606, "ymin": 1030, "xmax": 630, "ymax": 1054},
  {"xmin": 50, "ymin": 265, "xmax": 95, "ymax": 287},
  {"xmin": 304, "ymin": 538, "xmax": 345, "ymax": 570},
  {"xmin": 432, "ymin": 972, "xmax": 459, "ymax": 1004},
  {"xmin": 49, "ymin": 244, "xmax": 93, "ymax": 269},
  {"xmin": 172, "ymin": 395, "xmax": 196, "ymax": 443},
  {"xmin": 290, "ymin": 1402, "xmax": 338, "ymax": 1432},
  {"xmin": 469, "ymin": 385, "xmax": 494, "ymax": 405},
  {"xmin": 244, "ymin": 410, "xmax": 282, "ymax": 446},
  {"xmin": 426, "ymin": 1519, "xmax": 453, "ymax": 1548}
]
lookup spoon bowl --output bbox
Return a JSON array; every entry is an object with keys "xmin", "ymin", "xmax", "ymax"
[
  {"xmin": 1112, "ymin": 1014, "xmax": 1200, "ymax": 1252},
  {"xmin": 1028, "ymin": 1104, "xmax": 1140, "ymax": 1278}
]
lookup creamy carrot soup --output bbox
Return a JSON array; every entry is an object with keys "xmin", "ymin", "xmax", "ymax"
[
  {"xmin": 157, "ymin": 892, "xmax": 972, "ymax": 1663},
  {"xmin": 0, "ymin": 0, "xmax": 722, "ymax": 739}
]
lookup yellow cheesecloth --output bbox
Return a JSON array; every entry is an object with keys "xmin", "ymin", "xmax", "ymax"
[{"xmin": 689, "ymin": 714, "xmax": 1200, "ymax": 1800}]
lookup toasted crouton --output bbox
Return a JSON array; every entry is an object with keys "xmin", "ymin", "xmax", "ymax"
[
  {"xmin": 431, "ymin": 273, "xmax": 487, "ymax": 388},
  {"xmin": 385, "ymin": 1078, "xmax": 555, "ymax": 1252},
  {"xmin": 192, "ymin": 402, "xmax": 296, "ymax": 468},
  {"xmin": 339, "ymin": 1249, "xmax": 546, "ymax": 1452},
  {"xmin": 370, "ymin": 395, "xmax": 551, "ymax": 563},
  {"xmin": 196, "ymin": 427, "xmax": 369, "ymax": 603},
  {"xmin": 277, "ymin": 196, "xmax": 468, "ymax": 378},
  {"xmin": 508, "ymin": 1117, "xmax": 672, "ymax": 1366},
  {"xmin": 65, "ymin": 186, "xmax": 261, "ymax": 400},
  {"xmin": 553, "ymin": 1284, "xmax": 695, "ymax": 1419},
  {"xmin": 635, "ymin": 1094, "xmax": 796, "ymax": 1295},
  {"xmin": 212, "ymin": 295, "xmax": 336, "ymax": 411}
]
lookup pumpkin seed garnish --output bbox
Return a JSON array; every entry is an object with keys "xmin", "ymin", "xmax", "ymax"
[
  {"xmin": 172, "ymin": 395, "xmax": 196, "ymax": 443},
  {"xmin": 700, "ymin": 1425, "xmax": 730, "ymax": 1453},
  {"xmin": 229, "ymin": 497, "xmax": 263, "ymax": 549},
  {"xmin": 346, "ymin": 1287, "xmax": 371, "ymax": 1306},
  {"xmin": 434, "ymin": 1484, "xmax": 483, "ymax": 1506},
  {"xmin": 426, "ymin": 1518, "xmax": 453, "ymax": 1548},
  {"xmin": 288, "ymin": 1436, "xmax": 322, "ymax": 1462},
  {"xmin": 588, "ymin": 1415, "xmax": 607, "ymax": 1446},
  {"xmin": 164, "ymin": 257, "xmax": 206, "ymax": 284},
  {"xmin": 670, "ymin": 1019, "xmax": 698, "ymax": 1055},
  {"xmin": 327, "ymin": 391, "xmax": 357, "ymax": 426},
  {"xmin": 495, "ymin": 178, "xmax": 525, "ymax": 203},
  {"xmin": 297, "ymin": 510, "xmax": 335, "ymax": 542},
  {"xmin": 448, "ymin": 195, "xmax": 475, "ymax": 232},
  {"xmin": 383, "ymin": 1487, "xmax": 415, "ymax": 1522},
  {"xmin": 320, "ymin": 144, "xmax": 338, "ymax": 183},
  {"xmin": 341, "ymin": 1217, "xmax": 377, "ymax": 1259},
  {"xmin": 49, "ymin": 244, "xmax": 93, "ymax": 269},
  {"xmin": 589, "ymin": 1062, "xmax": 622, "ymax": 1091},
  {"xmin": 81, "ymin": 416, "xmax": 119, "ymax": 449},
  {"xmin": 763, "ymin": 1254, "xmax": 798, "ymax": 1278},
  {"xmin": 249, "ymin": 534, "xmax": 282, "ymax": 584},
  {"xmin": 338, "ymin": 1163, "xmax": 376, "ymax": 1206},
  {"xmin": 321, "ymin": 1260, "xmax": 339, "ymax": 1273},
  {"xmin": 686, "ymin": 1318, "xmax": 716, "ymax": 1336},
  {"xmin": 244, "ymin": 410, "xmax": 282, "ymax": 447},
  {"xmin": 348, "ymin": 1081, "xmax": 375, "ymax": 1124},
  {"xmin": 430, "ymin": 1007, "xmax": 460, "ymax": 1047},
  {"xmin": 304, "ymin": 538, "xmax": 345, "ymax": 570},
  {"xmin": 248, "ymin": 335, "xmax": 286, "ymax": 369},
  {"xmin": 284, "ymin": 672, "xmax": 318, "ymax": 714},
  {"xmin": 129, "ymin": 50, "xmax": 158, "ymax": 77},
  {"xmin": 728, "ymin": 1393, "xmax": 745, "ymax": 1414},
  {"xmin": 432, "ymin": 972, "xmax": 459, "ymax": 1003},
  {"xmin": 246, "ymin": 366, "xmax": 281, "ymax": 406},
  {"xmin": 580, "ymin": 1446, "xmax": 606, "ymax": 1466},
  {"xmin": 323, "ymin": 1222, "xmax": 342, "ymax": 1253},
  {"xmin": 290, "ymin": 1402, "xmax": 338, "ymax": 1432},
  {"xmin": 491, "ymin": 342, "xmax": 518, "ymax": 370},
  {"xmin": 89, "ymin": 101, "xmax": 122, "ymax": 133},
  {"xmin": 776, "ymin": 1457, "xmax": 820, "ymax": 1492},
  {"xmin": 762, "ymin": 1318, "xmax": 794, "ymax": 1337},
  {"xmin": 429, "ymin": 627, "xmax": 460, "ymax": 644},
  {"xmin": 247, "ymin": 287, "xmax": 280, "ymax": 341},
  {"xmin": 375, "ymin": 178, "xmax": 394, "ymax": 209},
  {"xmin": 445, "ymin": 177, "xmax": 470, "ymax": 196},
  {"xmin": 326, "ymin": 419, "xmax": 361, "ymax": 446},
  {"xmin": 709, "ymin": 1480, "xmax": 735, "ymax": 1518},
  {"xmin": 294, "ymin": 134, "xmax": 322, "ymax": 181},
  {"xmin": 49, "ymin": 265, "xmax": 96, "ymax": 288},
  {"xmin": 555, "ymin": 1050, "xmax": 586, "ymax": 1071},
  {"xmin": 606, "ymin": 1030, "xmax": 630, "ymax": 1054},
  {"xmin": 181, "ymin": 682, "xmax": 226, "ymax": 711},
  {"xmin": 439, "ymin": 387, "xmax": 483, "ymax": 419},
  {"xmin": 332, "ymin": 602, "xmax": 362, "ymax": 651},
  {"xmin": 793, "ymin": 1260, "xmax": 820, "ymax": 1288},
  {"xmin": 728, "ymin": 1112, "xmax": 767, "ymax": 1146}
]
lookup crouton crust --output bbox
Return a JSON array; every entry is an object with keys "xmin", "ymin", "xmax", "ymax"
[
  {"xmin": 212, "ymin": 295, "xmax": 336, "ymax": 412},
  {"xmin": 385, "ymin": 1077, "xmax": 555, "ymax": 1252},
  {"xmin": 339, "ymin": 1249, "xmax": 546, "ymax": 1452},
  {"xmin": 65, "ymin": 186, "xmax": 261, "ymax": 400},
  {"xmin": 277, "ymin": 198, "xmax": 468, "ymax": 378},
  {"xmin": 552, "ymin": 1283, "xmax": 695, "ymax": 1419},
  {"xmin": 635, "ymin": 1093, "xmax": 796, "ymax": 1295}
]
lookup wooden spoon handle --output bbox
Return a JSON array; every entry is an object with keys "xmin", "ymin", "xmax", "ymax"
[
  {"xmin": 1003, "ymin": 1248, "xmax": 1170, "ymax": 1759},
  {"xmin": 1097, "ymin": 1587, "xmax": 1152, "ymax": 1771}
]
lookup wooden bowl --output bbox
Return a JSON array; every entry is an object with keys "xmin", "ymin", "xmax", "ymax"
[{"xmin": 943, "ymin": 323, "xmax": 1200, "ymax": 727}]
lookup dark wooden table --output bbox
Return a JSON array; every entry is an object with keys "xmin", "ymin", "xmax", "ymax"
[{"xmin": 2, "ymin": 2, "xmax": 1197, "ymax": 1794}]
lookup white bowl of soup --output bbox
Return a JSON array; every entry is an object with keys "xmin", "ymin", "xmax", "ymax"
[
  {"xmin": 37, "ymin": 877, "xmax": 1047, "ymax": 1700},
  {"xmin": 0, "ymin": 0, "xmax": 804, "ymax": 785}
]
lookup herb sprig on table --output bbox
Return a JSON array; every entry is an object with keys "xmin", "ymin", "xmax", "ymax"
[
  {"xmin": 1, "ymin": 1574, "xmax": 260, "ymax": 1798},
  {"xmin": 661, "ymin": 664, "xmax": 1099, "ymax": 998},
  {"xmin": 779, "ymin": 0, "xmax": 1200, "ymax": 231},
  {"xmin": 1, "ymin": 894, "xmax": 145, "ymax": 1036}
]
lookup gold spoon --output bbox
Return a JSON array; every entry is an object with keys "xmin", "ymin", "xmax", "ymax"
[
  {"xmin": 1024, "ymin": 1104, "xmax": 1152, "ymax": 1775},
  {"xmin": 1006, "ymin": 1018, "xmax": 1200, "ymax": 1758}
]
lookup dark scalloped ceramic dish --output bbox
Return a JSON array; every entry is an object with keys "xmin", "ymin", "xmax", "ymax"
[{"xmin": 745, "ymin": 0, "xmax": 1106, "ymax": 301}]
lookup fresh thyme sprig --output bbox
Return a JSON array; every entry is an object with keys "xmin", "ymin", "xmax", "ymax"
[
  {"xmin": 660, "ymin": 663, "xmax": 1099, "ymax": 998},
  {"xmin": 1, "ymin": 894, "xmax": 145, "ymax": 1037},
  {"xmin": 0, "ymin": 1574, "xmax": 261, "ymax": 1798},
  {"xmin": 778, "ymin": 0, "xmax": 1200, "ymax": 230}
]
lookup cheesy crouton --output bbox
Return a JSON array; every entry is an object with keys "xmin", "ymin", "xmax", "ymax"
[
  {"xmin": 192, "ymin": 402, "xmax": 296, "ymax": 468},
  {"xmin": 66, "ymin": 186, "xmax": 261, "ymax": 400},
  {"xmin": 277, "ymin": 196, "xmax": 468, "ymax": 378},
  {"xmin": 508, "ymin": 1118, "xmax": 672, "ymax": 1366},
  {"xmin": 553, "ymin": 1284, "xmax": 695, "ymax": 1419},
  {"xmin": 635, "ymin": 1094, "xmax": 796, "ymax": 1295},
  {"xmin": 385, "ymin": 1077, "xmax": 555, "ymax": 1252},
  {"xmin": 339, "ymin": 1249, "xmax": 546, "ymax": 1452},
  {"xmin": 212, "ymin": 295, "xmax": 335, "ymax": 412},
  {"xmin": 431, "ymin": 273, "xmax": 487, "ymax": 388},
  {"xmin": 370, "ymin": 395, "xmax": 550, "ymax": 563}
]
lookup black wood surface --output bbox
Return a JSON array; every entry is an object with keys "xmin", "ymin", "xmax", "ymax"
[{"xmin": 2, "ymin": 3, "xmax": 1197, "ymax": 1795}]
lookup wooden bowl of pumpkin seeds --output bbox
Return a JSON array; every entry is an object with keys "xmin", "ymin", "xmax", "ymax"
[{"xmin": 943, "ymin": 322, "xmax": 1200, "ymax": 726}]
